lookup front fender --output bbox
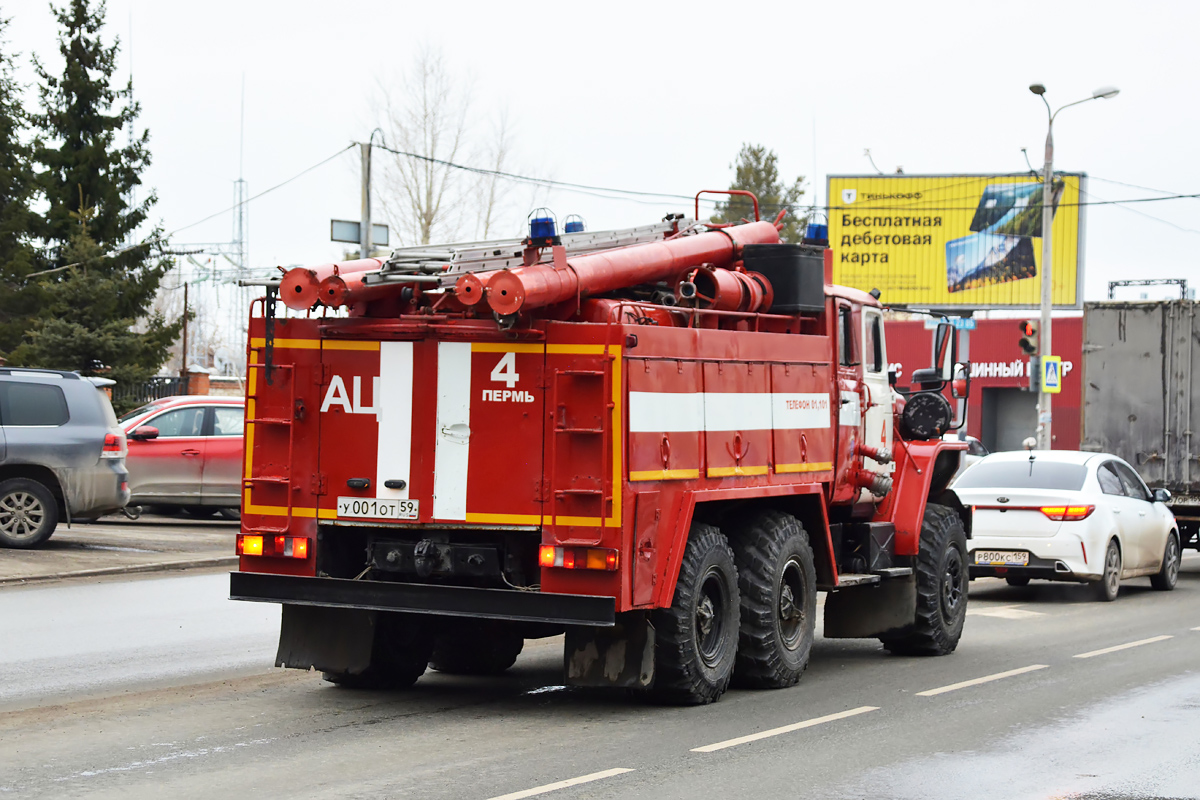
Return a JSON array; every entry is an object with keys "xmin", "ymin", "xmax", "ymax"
[{"xmin": 875, "ymin": 438, "xmax": 966, "ymax": 557}]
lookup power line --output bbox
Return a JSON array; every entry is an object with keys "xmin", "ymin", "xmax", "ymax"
[
  {"xmin": 374, "ymin": 142, "xmax": 703, "ymax": 203},
  {"xmin": 1080, "ymin": 185, "xmax": 1200, "ymax": 236},
  {"xmin": 1091, "ymin": 175, "xmax": 1195, "ymax": 198},
  {"xmin": 167, "ymin": 144, "xmax": 356, "ymax": 237}
]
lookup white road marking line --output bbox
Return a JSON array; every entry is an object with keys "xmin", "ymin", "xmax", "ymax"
[
  {"xmin": 916, "ymin": 664, "xmax": 1048, "ymax": 697},
  {"xmin": 1192, "ymin": 626, "xmax": 1200, "ymax": 631},
  {"xmin": 486, "ymin": 768, "xmax": 634, "ymax": 800},
  {"xmin": 690, "ymin": 706, "xmax": 878, "ymax": 753},
  {"xmin": 966, "ymin": 605, "xmax": 1046, "ymax": 619},
  {"xmin": 1074, "ymin": 635, "xmax": 1174, "ymax": 659}
]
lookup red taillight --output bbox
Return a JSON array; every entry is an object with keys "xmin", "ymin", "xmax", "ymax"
[
  {"xmin": 1040, "ymin": 505, "xmax": 1095, "ymax": 521},
  {"xmin": 101, "ymin": 432, "xmax": 125, "ymax": 459},
  {"xmin": 538, "ymin": 545, "xmax": 619, "ymax": 571},
  {"xmin": 237, "ymin": 533, "xmax": 307, "ymax": 558}
]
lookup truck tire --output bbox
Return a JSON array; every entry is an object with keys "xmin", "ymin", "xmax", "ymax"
[
  {"xmin": 730, "ymin": 510, "xmax": 816, "ymax": 689},
  {"xmin": 0, "ymin": 478, "xmax": 60, "ymax": 549},
  {"xmin": 879, "ymin": 503, "xmax": 968, "ymax": 656},
  {"xmin": 648, "ymin": 522, "xmax": 740, "ymax": 705},
  {"xmin": 1150, "ymin": 532, "xmax": 1181, "ymax": 591},
  {"xmin": 430, "ymin": 623, "xmax": 524, "ymax": 675},
  {"xmin": 323, "ymin": 613, "xmax": 435, "ymax": 689},
  {"xmin": 1092, "ymin": 539, "xmax": 1121, "ymax": 602}
]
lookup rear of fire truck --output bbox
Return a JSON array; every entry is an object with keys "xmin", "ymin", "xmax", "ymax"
[{"xmin": 231, "ymin": 202, "xmax": 971, "ymax": 705}]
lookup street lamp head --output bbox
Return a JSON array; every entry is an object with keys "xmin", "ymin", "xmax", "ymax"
[
  {"xmin": 1093, "ymin": 85, "xmax": 1120, "ymax": 99},
  {"xmin": 1029, "ymin": 83, "xmax": 1047, "ymax": 95}
]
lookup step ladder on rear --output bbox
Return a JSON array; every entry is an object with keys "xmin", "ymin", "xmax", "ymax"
[{"xmin": 243, "ymin": 326, "xmax": 297, "ymax": 536}]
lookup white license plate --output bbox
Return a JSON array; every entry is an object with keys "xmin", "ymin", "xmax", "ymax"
[
  {"xmin": 974, "ymin": 550, "xmax": 1030, "ymax": 567},
  {"xmin": 336, "ymin": 497, "xmax": 419, "ymax": 520}
]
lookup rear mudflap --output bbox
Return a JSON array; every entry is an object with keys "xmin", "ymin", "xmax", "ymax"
[
  {"xmin": 564, "ymin": 612, "xmax": 655, "ymax": 688},
  {"xmin": 276, "ymin": 604, "xmax": 377, "ymax": 674}
]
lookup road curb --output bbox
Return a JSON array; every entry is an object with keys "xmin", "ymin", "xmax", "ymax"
[{"xmin": 0, "ymin": 556, "xmax": 239, "ymax": 587}]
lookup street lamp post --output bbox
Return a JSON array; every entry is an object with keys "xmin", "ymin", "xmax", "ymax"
[{"xmin": 1028, "ymin": 83, "xmax": 1119, "ymax": 450}]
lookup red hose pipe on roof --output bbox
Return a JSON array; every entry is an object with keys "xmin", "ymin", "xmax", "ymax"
[{"xmin": 473, "ymin": 220, "xmax": 780, "ymax": 317}]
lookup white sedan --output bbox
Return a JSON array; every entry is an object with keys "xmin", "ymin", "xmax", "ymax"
[{"xmin": 953, "ymin": 450, "xmax": 1181, "ymax": 601}]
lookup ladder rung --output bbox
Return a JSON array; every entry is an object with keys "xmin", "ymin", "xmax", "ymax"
[
  {"xmin": 556, "ymin": 426, "xmax": 603, "ymax": 434},
  {"xmin": 247, "ymin": 417, "xmax": 292, "ymax": 425},
  {"xmin": 556, "ymin": 489, "xmax": 604, "ymax": 496},
  {"xmin": 245, "ymin": 476, "xmax": 290, "ymax": 485},
  {"xmin": 559, "ymin": 369, "xmax": 604, "ymax": 377}
]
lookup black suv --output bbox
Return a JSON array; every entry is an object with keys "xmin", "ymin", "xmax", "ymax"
[{"xmin": 0, "ymin": 368, "xmax": 131, "ymax": 547}]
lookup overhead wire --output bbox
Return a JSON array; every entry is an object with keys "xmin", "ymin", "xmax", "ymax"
[{"xmin": 1079, "ymin": 184, "xmax": 1200, "ymax": 236}]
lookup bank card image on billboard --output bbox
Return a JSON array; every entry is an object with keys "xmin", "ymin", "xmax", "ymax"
[{"xmin": 827, "ymin": 174, "xmax": 1084, "ymax": 308}]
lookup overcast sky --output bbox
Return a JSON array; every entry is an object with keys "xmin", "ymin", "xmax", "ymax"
[{"xmin": 8, "ymin": 0, "xmax": 1199, "ymax": 303}]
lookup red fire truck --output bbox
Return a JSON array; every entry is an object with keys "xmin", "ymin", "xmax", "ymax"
[{"xmin": 231, "ymin": 198, "xmax": 972, "ymax": 705}]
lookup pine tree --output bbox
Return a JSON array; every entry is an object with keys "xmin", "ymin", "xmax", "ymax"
[
  {"xmin": 710, "ymin": 144, "xmax": 808, "ymax": 242},
  {"xmin": 15, "ymin": 206, "xmax": 177, "ymax": 403},
  {"xmin": 22, "ymin": 0, "xmax": 179, "ymax": 391},
  {"xmin": 0, "ymin": 15, "xmax": 45, "ymax": 358}
]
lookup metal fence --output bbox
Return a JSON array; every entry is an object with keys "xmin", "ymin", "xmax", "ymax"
[{"xmin": 113, "ymin": 376, "xmax": 188, "ymax": 407}]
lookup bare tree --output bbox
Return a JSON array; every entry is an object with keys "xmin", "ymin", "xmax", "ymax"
[
  {"xmin": 379, "ymin": 47, "xmax": 472, "ymax": 246},
  {"xmin": 473, "ymin": 108, "xmax": 512, "ymax": 240},
  {"xmin": 377, "ymin": 47, "xmax": 540, "ymax": 245}
]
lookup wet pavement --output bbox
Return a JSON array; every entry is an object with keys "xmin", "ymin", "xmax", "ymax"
[
  {"xmin": 0, "ymin": 572, "xmax": 278, "ymax": 709},
  {"xmin": 0, "ymin": 513, "xmax": 237, "ymax": 584},
  {"xmin": 1, "ymin": 555, "xmax": 1197, "ymax": 798},
  {"xmin": 833, "ymin": 671, "xmax": 1200, "ymax": 800}
]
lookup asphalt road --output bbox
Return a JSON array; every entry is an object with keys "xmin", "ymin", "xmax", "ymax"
[{"xmin": 2, "ymin": 556, "xmax": 1199, "ymax": 799}]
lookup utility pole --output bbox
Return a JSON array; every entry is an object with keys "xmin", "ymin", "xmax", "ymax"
[
  {"xmin": 1037, "ymin": 126, "xmax": 1054, "ymax": 450},
  {"xmin": 180, "ymin": 282, "xmax": 189, "ymax": 379},
  {"xmin": 360, "ymin": 142, "xmax": 372, "ymax": 259},
  {"xmin": 1028, "ymin": 82, "xmax": 1119, "ymax": 449}
]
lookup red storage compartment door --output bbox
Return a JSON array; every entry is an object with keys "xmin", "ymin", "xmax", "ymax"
[
  {"xmin": 703, "ymin": 361, "xmax": 771, "ymax": 478},
  {"xmin": 627, "ymin": 358, "xmax": 702, "ymax": 482},
  {"xmin": 770, "ymin": 363, "xmax": 835, "ymax": 480},
  {"xmin": 458, "ymin": 343, "xmax": 546, "ymax": 526}
]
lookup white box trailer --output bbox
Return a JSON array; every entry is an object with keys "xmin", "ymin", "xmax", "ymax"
[{"xmin": 1081, "ymin": 300, "xmax": 1200, "ymax": 550}]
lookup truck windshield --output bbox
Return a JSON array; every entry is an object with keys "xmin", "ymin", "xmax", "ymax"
[{"xmin": 954, "ymin": 460, "xmax": 1088, "ymax": 491}]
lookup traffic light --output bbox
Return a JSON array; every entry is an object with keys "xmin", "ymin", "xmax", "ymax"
[{"xmin": 1018, "ymin": 320, "xmax": 1040, "ymax": 355}]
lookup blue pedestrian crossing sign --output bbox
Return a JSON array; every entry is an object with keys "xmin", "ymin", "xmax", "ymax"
[{"xmin": 1042, "ymin": 355, "xmax": 1063, "ymax": 394}]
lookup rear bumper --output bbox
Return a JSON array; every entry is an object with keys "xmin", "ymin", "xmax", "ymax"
[
  {"xmin": 969, "ymin": 533, "xmax": 1101, "ymax": 581},
  {"xmin": 229, "ymin": 571, "xmax": 616, "ymax": 627},
  {"xmin": 62, "ymin": 461, "xmax": 130, "ymax": 517}
]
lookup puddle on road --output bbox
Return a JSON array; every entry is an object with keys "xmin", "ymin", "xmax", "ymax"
[{"xmin": 832, "ymin": 673, "xmax": 1200, "ymax": 800}]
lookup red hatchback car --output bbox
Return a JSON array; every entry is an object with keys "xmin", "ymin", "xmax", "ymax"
[{"xmin": 119, "ymin": 395, "xmax": 244, "ymax": 517}]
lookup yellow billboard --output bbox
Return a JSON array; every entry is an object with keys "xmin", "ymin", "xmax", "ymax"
[{"xmin": 826, "ymin": 174, "xmax": 1084, "ymax": 308}]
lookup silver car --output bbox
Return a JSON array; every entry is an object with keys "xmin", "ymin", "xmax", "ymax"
[{"xmin": 0, "ymin": 368, "xmax": 131, "ymax": 547}]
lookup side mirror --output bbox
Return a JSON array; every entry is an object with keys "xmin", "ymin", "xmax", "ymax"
[
  {"xmin": 951, "ymin": 363, "xmax": 971, "ymax": 399},
  {"xmin": 888, "ymin": 369, "xmax": 898, "ymax": 387},
  {"xmin": 933, "ymin": 320, "xmax": 957, "ymax": 382},
  {"xmin": 131, "ymin": 425, "xmax": 159, "ymax": 441},
  {"xmin": 1153, "ymin": 488, "xmax": 1172, "ymax": 504}
]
